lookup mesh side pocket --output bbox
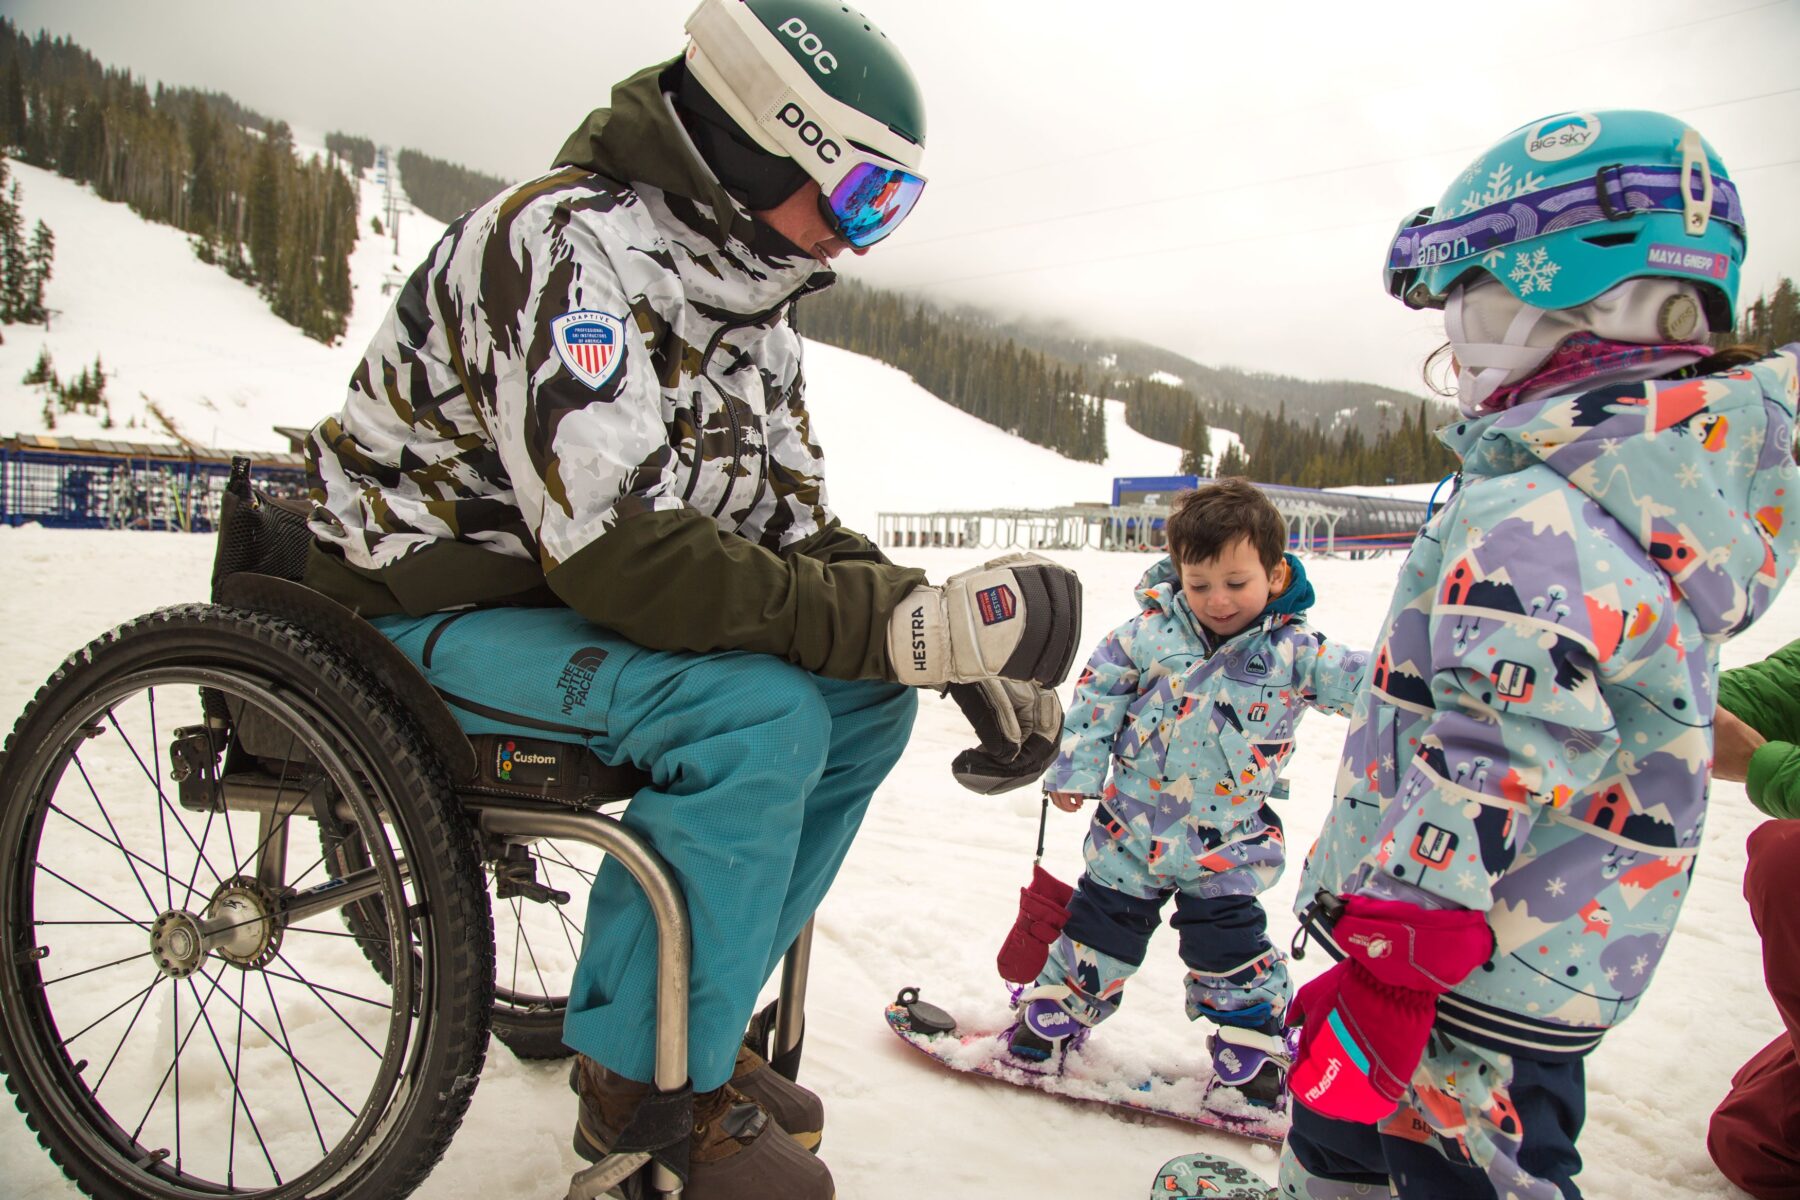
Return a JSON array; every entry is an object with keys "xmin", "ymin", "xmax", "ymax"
[{"xmin": 210, "ymin": 457, "xmax": 317, "ymax": 601}]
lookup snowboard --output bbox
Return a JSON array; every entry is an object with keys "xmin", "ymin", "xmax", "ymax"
[
  {"xmin": 883, "ymin": 987, "xmax": 1288, "ymax": 1145},
  {"xmin": 1149, "ymin": 1151, "xmax": 1276, "ymax": 1199}
]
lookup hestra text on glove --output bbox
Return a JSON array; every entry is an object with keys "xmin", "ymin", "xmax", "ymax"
[{"xmin": 886, "ymin": 553, "xmax": 1082, "ymax": 689}]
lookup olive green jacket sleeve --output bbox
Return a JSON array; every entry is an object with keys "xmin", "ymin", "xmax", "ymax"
[
  {"xmin": 545, "ymin": 508, "xmax": 923, "ymax": 682},
  {"xmin": 1719, "ymin": 638, "xmax": 1800, "ymax": 819}
]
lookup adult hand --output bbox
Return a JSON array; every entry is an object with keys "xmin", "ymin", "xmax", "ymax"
[
  {"xmin": 946, "ymin": 680, "xmax": 1061, "ymax": 794},
  {"xmin": 1714, "ymin": 706, "xmax": 1766, "ymax": 783},
  {"xmin": 1287, "ymin": 896, "xmax": 1493, "ymax": 1122},
  {"xmin": 886, "ymin": 554, "xmax": 1082, "ymax": 689}
]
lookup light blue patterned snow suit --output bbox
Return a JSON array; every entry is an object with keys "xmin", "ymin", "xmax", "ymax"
[
  {"xmin": 1035, "ymin": 555, "xmax": 1368, "ymax": 1027},
  {"xmin": 1285, "ymin": 348, "xmax": 1800, "ymax": 1197}
]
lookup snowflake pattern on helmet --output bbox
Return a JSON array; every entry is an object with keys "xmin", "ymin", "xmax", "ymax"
[
  {"xmin": 1299, "ymin": 348, "xmax": 1800, "ymax": 1057},
  {"xmin": 1508, "ymin": 246, "xmax": 1561, "ymax": 296},
  {"xmin": 1458, "ymin": 161, "xmax": 1547, "ymax": 215}
]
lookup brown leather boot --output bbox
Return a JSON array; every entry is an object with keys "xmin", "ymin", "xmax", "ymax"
[
  {"xmin": 571, "ymin": 1055, "xmax": 833, "ymax": 1199},
  {"xmin": 731, "ymin": 1044, "xmax": 825, "ymax": 1151}
]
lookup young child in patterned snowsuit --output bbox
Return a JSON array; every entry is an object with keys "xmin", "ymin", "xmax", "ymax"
[
  {"xmin": 1010, "ymin": 479, "xmax": 1368, "ymax": 1108},
  {"xmin": 1281, "ymin": 109, "xmax": 1799, "ymax": 1200}
]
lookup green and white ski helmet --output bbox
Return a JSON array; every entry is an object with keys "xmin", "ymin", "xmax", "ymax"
[
  {"xmin": 684, "ymin": 0, "xmax": 928, "ymax": 245},
  {"xmin": 1385, "ymin": 110, "xmax": 1747, "ymax": 330}
]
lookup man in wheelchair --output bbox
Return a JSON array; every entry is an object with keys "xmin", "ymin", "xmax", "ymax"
[{"xmin": 299, "ymin": 2, "xmax": 1082, "ymax": 1196}]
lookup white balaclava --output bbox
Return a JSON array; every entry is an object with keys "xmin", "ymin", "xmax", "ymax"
[{"xmin": 1446, "ymin": 274, "xmax": 1714, "ymax": 415}]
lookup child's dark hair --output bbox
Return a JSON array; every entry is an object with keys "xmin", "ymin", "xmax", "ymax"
[{"xmin": 1166, "ymin": 478, "xmax": 1286, "ymax": 570}]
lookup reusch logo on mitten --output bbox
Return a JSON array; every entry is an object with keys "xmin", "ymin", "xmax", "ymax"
[
  {"xmin": 1347, "ymin": 932, "xmax": 1392, "ymax": 959},
  {"xmin": 976, "ymin": 585, "xmax": 1017, "ymax": 625}
]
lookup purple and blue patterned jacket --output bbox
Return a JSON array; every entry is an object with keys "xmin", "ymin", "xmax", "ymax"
[{"xmin": 1298, "ymin": 349, "xmax": 1800, "ymax": 1060}]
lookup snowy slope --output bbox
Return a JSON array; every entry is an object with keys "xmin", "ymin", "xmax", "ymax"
[
  {"xmin": 0, "ymin": 157, "xmax": 449, "ymax": 451},
  {"xmin": 0, "ymin": 155, "xmax": 1238, "ymax": 526},
  {"xmin": 1, "ymin": 532, "xmax": 1793, "ymax": 1200}
]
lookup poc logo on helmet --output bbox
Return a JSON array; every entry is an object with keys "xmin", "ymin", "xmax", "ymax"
[
  {"xmin": 778, "ymin": 17, "xmax": 838, "ymax": 74},
  {"xmin": 777, "ymin": 102, "xmax": 842, "ymax": 164}
]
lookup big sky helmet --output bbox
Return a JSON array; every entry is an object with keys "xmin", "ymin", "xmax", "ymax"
[
  {"xmin": 1385, "ymin": 110, "xmax": 1747, "ymax": 330},
  {"xmin": 684, "ymin": 0, "xmax": 928, "ymax": 246}
]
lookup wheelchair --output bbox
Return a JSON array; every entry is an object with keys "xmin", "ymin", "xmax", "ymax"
[{"xmin": 0, "ymin": 461, "xmax": 812, "ymax": 1200}]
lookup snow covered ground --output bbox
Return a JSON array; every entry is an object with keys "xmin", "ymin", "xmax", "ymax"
[
  {"xmin": 3, "ymin": 156, "xmax": 1792, "ymax": 1199},
  {"xmin": 0, "ymin": 531, "xmax": 1793, "ymax": 1199}
]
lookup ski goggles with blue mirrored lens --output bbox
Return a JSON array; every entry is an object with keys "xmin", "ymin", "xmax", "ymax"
[
  {"xmin": 1383, "ymin": 164, "xmax": 1744, "ymax": 309},
  {"xmin": 820, "ymin": 156, "xmax": 927, "ymax": 248}
]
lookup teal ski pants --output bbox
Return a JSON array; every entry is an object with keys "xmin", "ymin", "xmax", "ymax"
[{"xmin": 371, "ymin": 606, "xmax": 917, "ymax": 1091}]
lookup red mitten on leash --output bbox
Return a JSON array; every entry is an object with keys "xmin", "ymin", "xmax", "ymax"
[
  {"xmin": 996, "ymin": 864, "xmax": 1074, "ymax": 984},
  {"xmin": 1286, "ymin": 896, "xmax": 1493, "ymax": 1122}
]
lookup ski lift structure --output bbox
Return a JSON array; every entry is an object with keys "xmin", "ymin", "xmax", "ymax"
[{"xmin": 877, "ymin": 475, "xmax": 1431, "ymax": 557}]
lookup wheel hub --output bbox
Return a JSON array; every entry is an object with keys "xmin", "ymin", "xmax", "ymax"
[{"xmin": 149, "ymin": 876, "xmax": 283, "ymax": 978}]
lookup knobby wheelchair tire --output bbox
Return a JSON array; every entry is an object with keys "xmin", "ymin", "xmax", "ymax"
[{"xmin": 0, "ymin": 604, "xmax": 495, "ymax": 1200}]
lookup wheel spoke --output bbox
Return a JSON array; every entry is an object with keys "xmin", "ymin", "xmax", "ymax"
[
  {"xmin": 44, "ymin": 806, "xmax": 200, "ymax": 912},
  {"xmin": 257, "ymin": 965, "xmax": 392, "ymax": 1010},
  {"xmin": 99, "ymin": 705, "xmax": 228, "ymax": 896},
  {"xmin": 541, "ymin": 841, "xmax": 598, "ymax": 885},
  {"xmin": 56, "ymin": 977, "xmax": 162, "ymax": 1051},
  {"xmin": 270, "ymin": 951, "xmax": 387, "ymax": 1059},
  {"xmin": 227, "ymin": 731, "xmax": 308, "ymax": 884},
  {"xmin": 261, "ymin": 970, "xmax": 329, "ymax": 1155},
  {"xmin": 186, "ymin": 970, "xmax": 281, "ymax": 1188},
  {"xmin": 197, "ymin": 969, "xmax": 363, "ymax": 1120},
  {"xmin": 515, "ymin": 899, "xmax": 554, "ymax": 1001},
  {"xmin": 93, "ymin": 974, "xmax": 166, "ymax": 1093},
  {"xmin": 68, "ymin": 756, "xmax": 159, "ymax": 915},
  {"xmin": 38, "ymin": 948, "xmax": 156, "ymax": 990}
]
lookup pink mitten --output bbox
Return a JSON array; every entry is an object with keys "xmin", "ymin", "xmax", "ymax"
[
  {"xmin": 996, "ymin": 865, "xmax": 1075, "ymax": 984},
  {"xmin": 1287, "ymin": 896, "xmax": 1493, "ymax": 1122}
]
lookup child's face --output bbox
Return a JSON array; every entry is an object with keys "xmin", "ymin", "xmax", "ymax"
[{"xmin": 1179, "ymin": 537, "xmax": 1286, "ymax": 638}]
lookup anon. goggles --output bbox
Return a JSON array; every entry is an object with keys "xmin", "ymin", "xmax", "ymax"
[{"xmin": 1384, "ymin": 163, "xmax": 1745, "ymax": 309}]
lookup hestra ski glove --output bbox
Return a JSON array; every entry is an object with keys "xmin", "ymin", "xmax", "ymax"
[
  {"xmin": 946, "ymin": 679, "xmax": 1061, "ymax": 794},
  {"xmin": 1287, "ymin": 896, "xmax": 1493, "ymax": 1122},
  {"xmin": 886, "ymin": 554, "xmax": 1082, "ymax": 689}
]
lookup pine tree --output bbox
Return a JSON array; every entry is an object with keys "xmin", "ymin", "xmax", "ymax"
[
  {"xmin": 22, "ymin": 218, "xmax": 51, "ymax": 322},
  {"xmin": 0, "ymin": 53, "xmax": 22, "ymax": 148},
  {"xmin": 1178, "ymin": 407, "xmax": 1211, "ymax": 475},
  {"xmin": 0, "ymin": 174, "xmax": 25, "ymax": 321},
  {"xmin": 1768, "ymin": 278, "xmax": 1799, "ymax": 348},
  {"xmin": 247, "ymin": 122, "xmax": 285, "ymax": 291},
  {"xmin": 1216, "ymin": 440, "xmax": 1250, "ymax": 477}
]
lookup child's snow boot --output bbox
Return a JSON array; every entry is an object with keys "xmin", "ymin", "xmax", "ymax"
[
  {"xmin": 1204, "ymin": 1023, "xmax": 1292, "ymax": 1111},
  {"xmin": 570, "ymin": 1055, "xmax": 833, "ymax": 1199},
  {"xmin": 1006, "ymin": 995, "xmax": 1089, "ymax": 1066}
]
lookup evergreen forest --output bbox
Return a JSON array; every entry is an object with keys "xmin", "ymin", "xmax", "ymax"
[
  {"xmin": 0, "ymin": 18, "xmax": 358, "ymax": 343},
  {"xmin": 800, "ymin": 279, "xmax": 1109, "ymax": 463},
  {"xmin": 395, "ymin": 149, "xmax": 506, "ymax": 223}
]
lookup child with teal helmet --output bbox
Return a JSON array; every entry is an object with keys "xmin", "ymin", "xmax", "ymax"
[{"xmin": 1280, "ymin": 109, "xmax": 1797, "ymax": 1199}]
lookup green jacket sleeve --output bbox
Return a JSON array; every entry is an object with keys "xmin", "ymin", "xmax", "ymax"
[
  {"xmin": 545, "ymin": 507, "xmax": 925, "ymax": 682},
  {"xmin": 1720, "ymin": 639, "xmax": 1800, "ymax": 818},
  {"xmin": 1744, "ymin": 739, "xmax": 1800, "ymax": 819}
]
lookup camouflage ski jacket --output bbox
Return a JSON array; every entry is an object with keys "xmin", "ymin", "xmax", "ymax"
[
  {"xmin": 1045, "ymin": 554, "xmax": 1368, "ymax": 851},
  {"xmin": 1297, "ymin": 348, "xmax": 1800, "ymax": 1060},
  {"xmin": 303, "ymin": 60, "xmax": 923, "ymax": 680}
]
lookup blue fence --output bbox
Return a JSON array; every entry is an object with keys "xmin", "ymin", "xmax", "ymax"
[{"xmin": 1, "ymin": 443, "xmax": 308, "ymax": 532}]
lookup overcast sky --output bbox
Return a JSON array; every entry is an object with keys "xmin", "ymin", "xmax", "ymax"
[{"xmin": 8, "ymin": 0, "xmax": 1799, "ymax": 393}]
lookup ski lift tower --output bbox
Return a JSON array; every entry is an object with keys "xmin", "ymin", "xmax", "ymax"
[{"xmin": 376, "ymin": 146, "xmax": 402, "ymax": 257}]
